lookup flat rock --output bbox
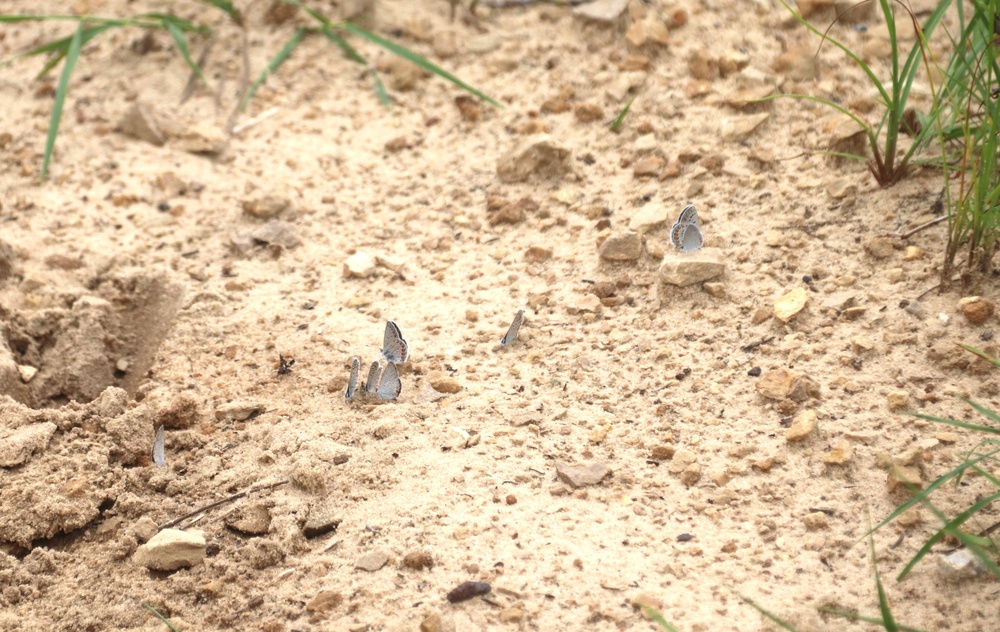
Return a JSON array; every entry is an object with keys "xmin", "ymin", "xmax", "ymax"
[
  {"xmin": 355, "ymin": 550, "xmax": 389, "ymax": 572},
  {"xmin": 0, "ymin": 422, "xmax": 57, "ymax": 468},
  {"xmin": 215, "ymin": 399, "xmax": 266, "ymax": 421},
  {"xmin": 756, "ymin": 368, "xmax": 820, "ymax": 402},
  {"xmin": 599, "ymin": 232, "xmax": 643, "ymax": 261},
  {"xmin": 628, "ymin": 204, "xmax": 671, "ymax": 233},
  {"xmin": 658, "ymin": 248, "xmax": 725, "ymax": 287},
  {"xmin": 133, "ymin": 529, "xmax": 206, "ymax": 571},
  {"xmin": 823, "ymin": 440, "xmax": 852, "ymax": 464},
  {"xmin": 344, "ymin": 251, "xmax": 377, "ymax": 278},
  {"xmin": 572, "ymin": 0, "xmax": 629, "ymax": 22},
  {"xmin": 720, "ymin": 113, "xmax": 770, "ymax": 141},
  {"xmin": 633, "ymin": 155, "xmax": 665, "ymax": 178},
  {"xmin": 497, "ymin": 135, "xmax": 571, "ymax": 183},
  {"xmin": 241, "ymin": 191, "xmax": 290, "ymax": 219},
  {"xmin": 937, "ymin": 549, "xmax": 986, "ymax": 582},
  {"xmin": 305, "ymin": 589, "xmax": 343, "ymax": 613},
  {"xmin": 774, "ymin": 287, "xmax": 808, "ymax": 322},
  {"xmin": 555, "ymin": 461, "xmax": 612, "ymax": 488},
  {"xmin": 302, "ymin": 510, "xmax": 341, "ymax": 539},
  {"xmin": 176, "ymin": 120, "xmax": 227, "ymax": 155},
  {"xmin": 428, "ymin": 372, "xmax": 461, "ymax": 394}
]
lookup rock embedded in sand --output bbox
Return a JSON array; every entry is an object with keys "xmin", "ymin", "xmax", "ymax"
[
  {"xmin": 720, "ymin": 113, "xmax": 770, "ymax": 142},
  {"xmin": 569, "ymin": 293, "xmax": 603, "ymax": 315},
  {"xmin": 302, "ymin": 510, "xmax": 341, "ymax": 539},
  {"xmin": 802, "ymin": 511, "xmax": 829, "ymax": 530},
  {"xmin": 658, "ymin": 248, "xmax": 725, "ymax": 287},
  {"xmin": 496, "ymin": 135, "xmax": 571, "ymax": 183},
  {"xmin": 428, "ymin": 372, "xmax": 461, "ymax": 394},
  {"xmin": 633, "ymin": 155, "xmax": 664, "ymax": 178},
  {"xmin": 402, "ymin": 551, "xmax": 434, "ymax": 570},
  {"xmin": 774, "ymin": 287, "xmax": 808, "ymax": 322},
  {"xmin": 572, "ymin": 0, "xmax": 629, "ymax": 23},
  {"xmin": 756, "ymin": 368, "xmax": 820, "ymax": 402},
  {"xmin": 823, "ymin": 440, "xmax": 852, "ymax": 465},
  {"xmin": 598, "ymin": 231, "xmax": 643, "ymax": 261},
  {"xmin": 555, "ymin": 462, "xmax": 612, "ymax": 488},
  {"xmin": 886, "ymin": 390, "xmax": 909, "ymax": 410},
  {"xmin": 344, "ymin": 251, "xmax": 376, "ymax": 278},
  {"xmin": 134, "ymin": 529, "xmax": 206, "ymax": 571},
  {"xmin": 629, "ymin": 205, "xmax": 669, "ymax": 233},
  {"xmin": 957, "ymin": 296, "xmax": 995, "ymax": 325},
  {"xmin": 215, "ymin": 399, "xmax": 266, "ymax": 421},
  {"xmin": 355, "ymin": 551, "xmax": 390, "ymax": 572},
  {"xmin": 0, "ymin": 422, "xmax": 56, "ymax": 467},
  {"xmin": 225, "ymin": 503, "xmax": 271, "ymax": 536},
  {"xmin": 305, "ymin": 590, "xmax": 343, "ymax": 613},
  {"xmin": 887, "ymin": 465, "xmax": 923, "ymax": 493},
  {"xmin": 785, "ymin": 410, "xmax": 818, "ymax": 442},
  {"xmin": 864, "ymin": 237, "xmax": 895, "ymax": 259},
  {"xmin": 241, "ymin": 190, "xmax": 289, "ymax": 219},
  {"xmin": 525, "ymin": 246, "xmax": 553, "ymax": 263},
  {"xmin": 626, "ymin": 15, "xmax": 670, "ymax": 49}
]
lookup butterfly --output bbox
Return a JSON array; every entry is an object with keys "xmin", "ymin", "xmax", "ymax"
[
  {"xmin": 376, "ymin": 362, "xmax": 401, "ymax": 401},
  {"xmin": 381, "ymin": 320, "xmax": 409, "ymax": 364},
  {"xmin": 501, "ymin": 309, "xmax": 525, "ymax": 347},
  {"xmin": 345, "ymin": 357, "xmax": 361, "ymax": 400},
  {"xmin": 363, "ymin": 361, "xmax": 381, "ymax": 395},
  {"xmin": 669, "ymin": 204, "xmax": 703, "ymax": 251},
  {"xmin": 152, "ymin": 424, "xmax": 166, "ymax": 467}
]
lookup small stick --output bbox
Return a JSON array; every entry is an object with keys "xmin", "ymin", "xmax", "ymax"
[
  {"xmin": 158, "ymin": 479, "xmax": 289, "ymax": 530},
  {"xmin": 232, "ymin": 107, "xmax": 280, "ymax": 135},
  {"xmin": 897, "ymin": 214, "xmax": 947, "ymax": 239},
  {"xmin": 180, "ymin": 32, "xmax": 217, "ymax": 105}
]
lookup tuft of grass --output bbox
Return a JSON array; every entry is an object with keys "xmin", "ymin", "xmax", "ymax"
[
  {"xmin": 765, "ymin": 0, "xmax": 950, "ymax": 187},
  {"xmin": 935, "ymin": 1, "xmax": 1000, "ymax": 287},
  {"xmin": 1, "ymin": 0, "xmax": 497, "ymax": 180}
]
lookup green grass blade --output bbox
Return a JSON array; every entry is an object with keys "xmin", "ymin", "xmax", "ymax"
[
  {"xmin": 640, "ymin": 606, "xmax": 680, "ymax": 632},
  {"xmin": 865, "ymin": 446, "xmax": 1000, "ymax": 537},
  {"xmin": 868, "ymin": 525, "xmax": 899, "ymax": 632},
  {"xmin": 41, "ymin": 22, "xmax": 83, "ymax": 181},
  {"xmin": 737, "ymin": 594, "xmax": 799, "ymax": 631},
  {"xmin": 611, "ymin": 96, "xmax": 634, "ymax": 133},
  {"xmin": 164, "ymin": 20, "xmax": 207, "ymax": 85},
  {"xmin": 818, "ymin": 608, "xmax": 928, "ymax": 632},
  {"xmin": 197, "ymin": 0, "xmax": 241, "ymax": 22},
  {"xmin": 341, "ymin": 22, "xmax": 500, "ymax": 107},
  {"xmin": 960, "ymin": 344, "xmax": 1000, "ymax": 368},
  {"xmin": 142, "ymin": 602, "xmax": 179, "ymax": 632},
  {"xmin": 240, "ymin": 27, "xmax": 305, "ymax": 111},
  {"xmin": 27, "ymin": 23, "xmax": 116, "ymax": 78},
  {"xmin": 321, "ymin": 27, "xmax": 367, "ymax": 64},
  {"xmin": 371, "ymin": 68, "xmax": 391, "ymax": 107},
  {"xmin": 907, "ymin": 410, "xmax": 1000, "ymax": 434}
]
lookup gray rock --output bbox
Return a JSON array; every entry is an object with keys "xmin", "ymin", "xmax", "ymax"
[
  {"xmin": 355, "ymin": 550, "xmax": 389, "ymax": 572},
  {"xmin": 937, "ymin": 549, "xmax": 986, "ymax": 581},
  {"xmin": 214, "ymin": 399, "xmax": 266, "ymax": 421},
  {"xmin": 555, "ymin": 462, "xmax": 612, "ymax": 488},
  {"xmin": 658, "ymin": 248, "xmax": 725, "ymax": 287},
  {"xmin": 599, "ymin": 232, "xmax": 643, "ymax": 261},
  {"xmin": 225, "ymin": 503, "xmax": 271, "ymax": 536},
  {"xmin": 344, "ymin": 251, "xmax": 377, "ymax": 278},
  {"xmin": 133, "ymin": 529, "xmax": 206, "ymax": 571},
  {"xmin": 303, "ymin": 509, "xmax": 341, "ymax": 539},
  {"xmin": 497, "ymin": 136, "xmax": 571, "ymax": 183},
  {"xmin": 573, "ymin": 0, "xmax": 629, "ymax": 22}
]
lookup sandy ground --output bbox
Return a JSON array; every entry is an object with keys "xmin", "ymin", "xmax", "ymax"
[{"xmin": 1, "ymin": 0, "xmax": 998, "ymax": 630}]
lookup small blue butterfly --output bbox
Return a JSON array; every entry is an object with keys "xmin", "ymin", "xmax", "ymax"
[
  {"xmin": 501, "ymin": 310, "xmax": 524, "ymax": 347},
  {"xmin": 376, "ymin": 362, "xmax": 401, "ymax": 401},
  {"xmin": 381, "ymin": 321, "xmax": 409, "ymax": 364},
  {"xmin": 669, "ymin": 204, "xmax": 703, "ymax": 251},
  {"xmin": 363, "ymin": 361, "xmax": 380, "ymax": 395},
  {"xmin": 345, "ymin": 357, "xmax": 360, "ymax": 400},
  {"xmin": 152, "ymin": 425, "xmax": 166, "ymax": 467}
]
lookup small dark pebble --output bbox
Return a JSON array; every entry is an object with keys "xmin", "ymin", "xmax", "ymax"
[
  {"xmin": 677, "ymin": 533, "xmax": 693, "ymax": 542},
  {"xmin": 447, "ymin": 581, "xmax": 491, "ymax": 603},
  {"xmin": 157, "ymin": 201, "xmax": 170, "ymax": 212},
  {"xmin": 802, "ymin": 275, "xmax": 813, "ymax": 284},
  {"xmin": 981, "ymin": 330, "xmax": 994, "ymax": 341},
  {"xmin": 748, "ymin": 367, "xmax": 762, "ymax": 377}
]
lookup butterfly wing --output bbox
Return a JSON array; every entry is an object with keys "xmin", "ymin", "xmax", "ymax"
[
  {"xmin": 153, "ymin": 424, "xmax": 166, "ymax": 467},
  {"xmin": 382, "ymin": 320, "xmax": 409, "ymax": 363},
  {"xmin": 364, "ymin": 361, "xmax": 381, "ymax": 394},
  {"xmin": 681, "ymin": 222, "xmax": 704, "ymax": 251},
  {"xmin": 670, "ymin": 221, "xmax": 687, "ymax": 249},
  {"xmin": 377, "ymin": 362, "xmax": 401, "ymax": 401},
  {"xmin": 677, "ymin": 204, "xmax": 699, "ymax": 227},
  {"xmin": 501, "ymin": 310, "xmax": 524, "ymax": 347},
  {"xmin": 345, "ymin": 357, "xmax": 360, "ymax": 400}
]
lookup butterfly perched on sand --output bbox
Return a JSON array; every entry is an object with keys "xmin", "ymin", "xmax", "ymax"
[
  {"xmin": 345, "ymin": 357, "xmax": 361, "ymax": 400},
  {"xmin": 501, "ymin": 309, "xmax": 524, "ymax": 347},
  {"xmin": 152, "ymin": 425, "xmax": 166, "ymax": 467},
  {"xmin": 376, "ymin": 362, "xmax": 401, "ymax": 401},
  {"xmin": 669, "ymin": 204, "xmax": 703, "ymax": 252},
  {"xmin": 381, "ymin": 321, "xmax": 409, "ymax": 364}
]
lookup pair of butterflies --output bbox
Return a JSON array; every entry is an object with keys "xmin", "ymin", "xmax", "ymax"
[
  {"xmin": 669, "ymin": 204, "xmax": 704, "ymax": 252},
  {"xmin": 345, "ymin": 321, "xmax": 408, "ymax": 401}
]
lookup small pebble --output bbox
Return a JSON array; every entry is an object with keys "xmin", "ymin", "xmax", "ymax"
[{"xmin": 446, "ymin": 581, "xmax": 491, "ymax": 603}]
